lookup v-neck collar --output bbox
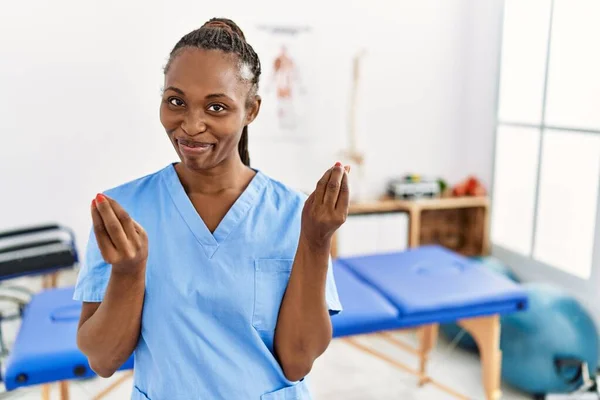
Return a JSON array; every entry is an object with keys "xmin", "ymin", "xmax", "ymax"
[{"xmin": 161, "ymin": 163, "xmax": 268, "ymax": 259}]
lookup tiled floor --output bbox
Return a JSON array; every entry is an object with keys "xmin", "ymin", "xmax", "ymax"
[
  {"xmin": 0, "ymin": 273, "xmax": 533, "ymax": 400},
  {"xmin": 310, "ymin": 333, "xmax": 531, "ymax": 400},
  {"xmin": 0, "ymin": 332, "xmax": 532, "ymax": 399}
]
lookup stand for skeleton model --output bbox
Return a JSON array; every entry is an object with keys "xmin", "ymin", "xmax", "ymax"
[{"xmin": 339, "ymin": 49, "xmax": 367, "ymax": 202}]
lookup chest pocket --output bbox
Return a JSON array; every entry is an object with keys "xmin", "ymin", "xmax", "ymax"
[
  {"xmin": 261, "ymin": 379, "xmax": 312, "ymax": 400},
  {"xmin": 253, "ymin": 259, "xmax": 294, "ymax": 334}
]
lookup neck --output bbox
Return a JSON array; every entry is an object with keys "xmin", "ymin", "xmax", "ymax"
[{"xmin": 175, "ymin": 156, "xmax": 254, "ymax": 195}]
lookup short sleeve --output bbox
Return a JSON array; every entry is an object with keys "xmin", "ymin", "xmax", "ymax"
[
  {"xmin": 73, "ymin": 227, "xmax": 112, "ymax": 302},
  {"xmin": 326, "ymin": 256, "xmax": 343, "ymax": 316}
]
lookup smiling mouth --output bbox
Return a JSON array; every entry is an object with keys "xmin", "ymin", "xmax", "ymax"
[
  {"xmin": 177, "ymin": 139, "xmax": 215, "ymax": 154},
  {"xmin": 178, "ymin": 139, "xmax": 214, "ymax": 148}
]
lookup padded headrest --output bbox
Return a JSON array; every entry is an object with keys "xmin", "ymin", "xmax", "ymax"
[{"xmin": 0, "ymin": 224, "xmax": 78, "ymax": 279}]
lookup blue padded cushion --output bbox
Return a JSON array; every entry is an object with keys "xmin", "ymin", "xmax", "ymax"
[
  {"xmin": 338, "ymin": 245, "xmax": 528, "ymax": 328},
  {"xmin": 3, "ymin": 287, "xmax": 133, "ymax": 390},
  {"xmin": 331, "ymin": 260, "xmax": 402, "ymax": 338}
]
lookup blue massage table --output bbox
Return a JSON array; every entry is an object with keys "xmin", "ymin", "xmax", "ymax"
[
  {"xmin": 2, "ymin": 245, "xmax": 527, "ymax": 400},
  {"xmin": 2, "ymin": 288, "xmax": 134, "ymax": 399},
  {"xmin": 332, "ymin": 245, "xmax": 527, "ymax": 399}
]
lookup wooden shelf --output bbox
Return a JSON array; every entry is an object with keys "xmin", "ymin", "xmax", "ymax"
[
  {"xmin": 349, "ymin": 196, "xmax": 489, "ymax": 214},
  {"xmin": 335, "ymin": 196, "xmax": 491, "ymax": 258}
]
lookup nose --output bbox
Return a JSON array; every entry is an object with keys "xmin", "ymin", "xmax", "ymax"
[{"xmin": 181, "ymin": 111, "xmax": 207, "ymax": 136}]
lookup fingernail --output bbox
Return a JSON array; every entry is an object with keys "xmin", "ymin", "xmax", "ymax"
[
  {"xmin": 335, "ymin": 161, "xmax": 342, "ymax": 167},
  {"xmin": 344, "ymin": 165, "xmax": 351, "ymax": 173},
  {"xmin": 95, "ymin": 193, "xmax": 106, "ymax": 203},
  {"xmin": 91, "ymin": 199, "xmax": 96, "ymax": 208}
]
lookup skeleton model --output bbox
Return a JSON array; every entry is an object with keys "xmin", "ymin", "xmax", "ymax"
[{"xmin": 340, "ymin": 49, "xmax": 367, "ymax": 201}]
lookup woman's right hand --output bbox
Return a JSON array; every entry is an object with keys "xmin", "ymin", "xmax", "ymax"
[{"xmin": 91, "ymin": 193, "xmax": 148, "ymax": 275}]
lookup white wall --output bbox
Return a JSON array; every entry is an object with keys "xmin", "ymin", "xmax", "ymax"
[
  {"xmin": 461, "ymin": 0, "xmax": 505, "ymax": 188},
  {"xmin": 0, "ymin": 0, "xmax": 504, "ymax": 257}
]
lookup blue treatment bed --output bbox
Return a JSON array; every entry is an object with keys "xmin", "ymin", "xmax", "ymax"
[
  {"xmin": 2, "ymin": 245, "xmax": 527, "ymax": 400},
  {"xmin": 2, "ymin": 288, "xmax": 134, "ymax": 389},
  {"xmin": 334, "ymin": 245, "xmax": 526, "ymax": 331},
  {"xmin": 332, "ymin": 245, "xmax": 527, "ymax": 400}
]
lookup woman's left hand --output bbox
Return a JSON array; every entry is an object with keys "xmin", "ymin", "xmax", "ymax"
[{"xmin": 301, "ymin": 162, "xmax": 350, "ymax": 252}]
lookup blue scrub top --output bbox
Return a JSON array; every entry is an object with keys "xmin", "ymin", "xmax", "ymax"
[{"xmin": 73, "ymin": 163, "xmax": 343, "ymax": 400}]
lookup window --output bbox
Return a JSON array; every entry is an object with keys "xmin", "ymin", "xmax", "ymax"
[
  {"xmin": 491, "ymin": 126, "xmax": 540, "ymax": 256},
  {"xmin": 533, "ymin": 130, "xmax": 600, "ymax": 278},
  {"xmin": 491, "ymin": 0, "xmax": 600, "ymax": 281}
]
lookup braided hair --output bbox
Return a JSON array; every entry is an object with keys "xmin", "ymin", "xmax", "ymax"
[{"xmin": 165, "ymin": 18, "xmax": 261, "ymax": 166}]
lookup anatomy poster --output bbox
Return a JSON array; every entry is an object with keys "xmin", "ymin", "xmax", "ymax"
[{"xmin": 250, "ymin": 24, "xmax": 314, "ymax": 139}]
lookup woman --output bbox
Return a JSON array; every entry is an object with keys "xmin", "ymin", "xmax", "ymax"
[{"xmin": 74, "ymin": 17, "xmax": 349, "ymax": 400}]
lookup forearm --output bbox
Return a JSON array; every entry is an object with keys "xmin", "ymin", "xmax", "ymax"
[
  {"xmin": 274, "ymin": 236, "xmax": 332, "ymax": 381},
  {"xmin": 77, "ymin": 267, "xmax": 145, "ymax": 376}
]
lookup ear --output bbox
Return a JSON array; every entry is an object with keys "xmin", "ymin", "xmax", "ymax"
[{"xmin": 245, "ymin": 95, "xmax": 262, "ymax": 125}]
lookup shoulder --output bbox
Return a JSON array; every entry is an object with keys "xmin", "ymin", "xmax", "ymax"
[
  {"xmin": 254, "ymin": 171, "xmax": 308, "ymax": 241},
  {"xmin": 101, "ymin": 164, "xmax": 171, "ymax": 208},
  {"xmin": 259, "ymin": 171, "xmax": 308, "ymax": 211}
]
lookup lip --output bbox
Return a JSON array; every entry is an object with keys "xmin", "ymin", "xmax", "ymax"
[{"xmin": 177, "ymin": 139, "xmax": 215, "ymax": 155}]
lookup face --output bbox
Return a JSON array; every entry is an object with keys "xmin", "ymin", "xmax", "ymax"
[{"xmin": 160, "ymin": 48, "xmax": 260, "ymax": 172}]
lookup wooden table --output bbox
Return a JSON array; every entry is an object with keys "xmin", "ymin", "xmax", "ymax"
[{"xmin": 333, "ymin": 196, "xmax": 490, "ymax": 258}]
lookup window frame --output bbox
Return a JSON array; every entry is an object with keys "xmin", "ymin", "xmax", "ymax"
[{"xmin": 490, "ymin": 0, "xmax": 600, "ymax": 313}]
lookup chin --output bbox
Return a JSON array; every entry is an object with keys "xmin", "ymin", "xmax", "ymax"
[
  {"xmin": 180, "ymin": 157, "xmax": 213, "ymax": 172},
  {"xmin": 173, "ymin": 148, "xmax": 209, "ymax": 171}
]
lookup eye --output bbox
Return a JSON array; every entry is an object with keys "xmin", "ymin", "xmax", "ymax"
[
  {"xmin": 208, "ymin": 104, "xmax": 225, "ymax": 112},
  {"xmin": 168, "ymin": 97, "xmax": 185, "ymax": 107}
]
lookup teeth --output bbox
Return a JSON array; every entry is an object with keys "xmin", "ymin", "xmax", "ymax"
[{"xmin": 181, "ymin": 141, "xmax": 211, "ymax": 148}]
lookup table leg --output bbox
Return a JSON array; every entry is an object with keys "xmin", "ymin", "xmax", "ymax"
[
  {"xmin": 51, "ymin": 272, "xmax": 59, "ymax": 288},
  {"xmin": 42, "ymin": 272, "xmax": 59, "ymax": 289},
  {"xmin": 59, "ymin": 381, "xmax": 70, "ymax": 400},
  {"xmin": 342, "ymin": 336, "xmax": 469, "ymax": 399},
  {"xmin": 458, "ymin": 315, "xmax": 501, "ymax": 400},
  {"xmin": 417, "ymin": 324, "xmax": 439, "ymax": 385},
  {"xmin": 409, "ymin": 209, "xmax": 421, "ymax": 247},
  {"xmin": 93, "ymin": 370, "xmax": 134, "ymax": 400},
  {"xmin": 482, "ymin": 206, "xmax": 491, "ymax": 255},
  {"xmin": 42, "ymin": 384, "xmax": 50, "ymax": 400}
]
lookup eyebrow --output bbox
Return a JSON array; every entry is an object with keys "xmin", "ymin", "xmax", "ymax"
[
  {"xmin": 164, "ymin": 86, "xmax": 233, "ymax": 101},
  {"xmin": 164, "ymin": 86, "xmax": 185, "ymax": 95},
  {"xmin": 205, "ymin": 93, "xmax": 232, "ymax": 101}
]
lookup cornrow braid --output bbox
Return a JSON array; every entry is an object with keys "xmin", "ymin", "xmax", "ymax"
[{"xmin": 165, "ymin": 18, "xmax": 261, "ymax": 167}]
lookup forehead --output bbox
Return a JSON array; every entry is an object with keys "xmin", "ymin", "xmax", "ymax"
[{"xmin": 165, "ymin": 48, "xmax": 246, "ymax": 100}]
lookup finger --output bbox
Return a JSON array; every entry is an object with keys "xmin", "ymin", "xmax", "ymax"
[
  {"xmin": 323, "ymin": 163, "xmax": 344, "ymax": 206},
  {"xmin": 132, "ymin": 220, "xmax": 145, "ymax": 236},
  {"xmin": 304, "ymin": 191, "xmax": 314, "ymax": 205},
  {"xmin": 95, "ymin": 194, "xmax": 129, "ymax": 251},
  {"xmin": 91, "ymin": 199, "xmax": 117, "ymax": 258},
  {"xmin": 315, "ymin": 167, "xmax": 334, "ymax": 203},
  {"xmin": 105, "ymin": 196, "xmax": 138, "ymax": 243},
  {"xmin": 344, "ymin": 165, "xmax": 351, "ymax": 174},
  {"xmin": 336, "ymin": 169, "xmax": 350, "ymax": 211},
  {"xmin": 132, "ymin": 220, "xmax": 147, "ymax": 248}
]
